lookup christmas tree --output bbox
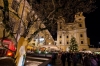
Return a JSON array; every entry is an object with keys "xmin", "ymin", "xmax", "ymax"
[{"xmin": 69, "ymin": 36, "xmax": 78, "ymax": 52}]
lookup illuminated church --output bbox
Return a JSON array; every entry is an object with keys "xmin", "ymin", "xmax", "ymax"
[{"xmin": 57, "ymin": 12, "xmax": 89, "ymax": 51}]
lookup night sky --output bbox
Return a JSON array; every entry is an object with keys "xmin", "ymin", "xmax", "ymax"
[
  {"xmin": 85, "ymin": 0, "xmax": 100, "ymax": 46},
  {"xmin": 52, "ymin": 0, "xmax": 100, "ymax": 47}
]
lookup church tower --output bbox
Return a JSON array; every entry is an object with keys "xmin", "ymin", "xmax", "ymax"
[
  {"xmin": 57, "ymin": 16, "xmax": 66, "ymax": 50},
  {"xmin": 74, "ymin": 12, "xmax": 89, "ymax": 50}
]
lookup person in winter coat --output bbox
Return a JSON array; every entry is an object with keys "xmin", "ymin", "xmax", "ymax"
[{"xmin": 61, "ymin": 52, "xmax": 66, "ymax": 66}]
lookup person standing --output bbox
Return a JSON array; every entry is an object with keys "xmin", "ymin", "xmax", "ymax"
[
  {"xmin": 61, "ymin": 52, "xmax": 66, "ymax": 66},
  {"xmin": 90, "ymin": 56, "xmax": 98, "ymax": 66},
  {"xmin": 67, "ymin": 53, "xmax": 71, "ymax": 66},
  {"xmin": 72, "ymin": 53, "xmax": 78, "ymax": 66},
  {"xmin": 83, "ymin": 55, "xmax": 91, "ymax": 66}
]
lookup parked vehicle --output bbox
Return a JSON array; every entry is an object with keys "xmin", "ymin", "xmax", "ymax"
[{"xmin": 0, "ymin": 39, "xmax": 16, "ymax": 57}]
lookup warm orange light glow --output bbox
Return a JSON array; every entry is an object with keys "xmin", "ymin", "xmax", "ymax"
[{"xmin": 7, "ymin": 51, "xmax": 12, "ymax": 56}]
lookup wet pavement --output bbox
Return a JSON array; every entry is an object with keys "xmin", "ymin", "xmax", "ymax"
[
  {"xmin": 25, "ymin": 56, "xmax": 51, "ymax": 66},
  {"xmin": 52, "ymin": 58, "xmax": 83, "ymax": 66}
]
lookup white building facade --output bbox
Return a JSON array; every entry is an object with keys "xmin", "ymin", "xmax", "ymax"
[{"xmin": 57, "ymin": 12, "xmax": 89, "ymax": 51}]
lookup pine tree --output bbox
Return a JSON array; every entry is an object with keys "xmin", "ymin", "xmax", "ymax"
[{"xmin": 69, "ymin": 36, "xmax": 78, "ymax": 52}]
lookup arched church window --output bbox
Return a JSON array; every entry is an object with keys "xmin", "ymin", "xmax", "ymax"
[
  {"xmin": 67, "ymin": 42, "xmax": 69, "ymax": 44},
  {"xmin": 60, "ymin": 41, "xmax": 62, "ymax": 44},
  {"xmin": 79, "ymin": 24, "xmax": 82, "ymax": 27},
  {"xmin": 66, "ymin": 36, "xmax": 69, "ymax": 38},
  {"xmin": 81, "ymin": 41, "xmax": 84, "ymax": 44},
  {"xmin": 80, "ymin": 34, "xmax": 83, "ymax": 37},
  {"xmin": 60, "ymin": 36, "xmax": 62, "ymax": 38},
  {"xmin": 78, "ymin": 18, "xmax": 81, "ymax": 21}
]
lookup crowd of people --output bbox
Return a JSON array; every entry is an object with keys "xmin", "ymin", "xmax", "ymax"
[{"xmin": 51, "ymin": 51, "xmax": 100, "ymax": 66}]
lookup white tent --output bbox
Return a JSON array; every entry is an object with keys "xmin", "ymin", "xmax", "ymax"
[
  {"xmin": 79, "ymin": 50, "xmax": 92, "ymax": 53},
  {"xmin": 41, "ymin": 45, "xmax": 60, "ymax": 50}
]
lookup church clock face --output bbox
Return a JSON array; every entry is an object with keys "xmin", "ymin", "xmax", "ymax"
[{"xmin": 76, "ymin": 17, "xmax": 82, "ymax": 22}]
